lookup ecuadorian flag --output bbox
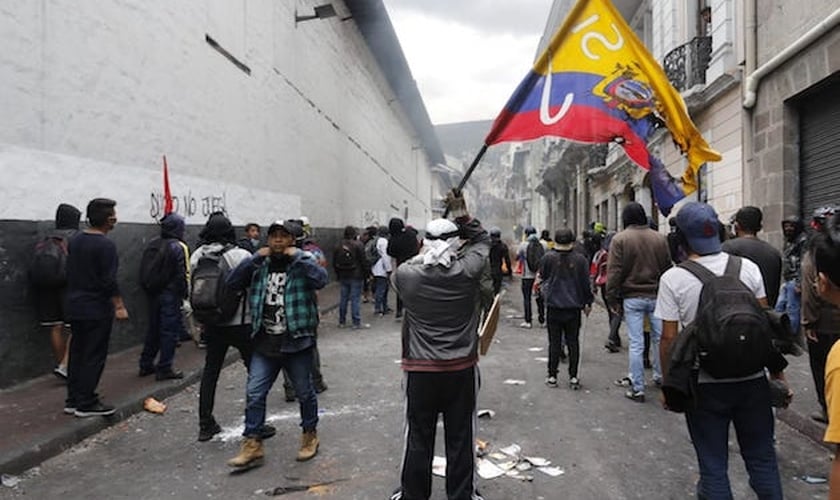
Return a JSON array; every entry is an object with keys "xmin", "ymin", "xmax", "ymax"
[{"xmin": 485, "ymin": 0, "xmax": 721, "ymax": 215}]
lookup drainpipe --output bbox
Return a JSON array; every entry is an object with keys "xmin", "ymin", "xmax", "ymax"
[
  {"xmin": 742, "ymin": 0, "xmax": 757, "ymax": 206},
  {"xmin": 743, "ymin": 6, "xmax": 840, "ymax": 108}
]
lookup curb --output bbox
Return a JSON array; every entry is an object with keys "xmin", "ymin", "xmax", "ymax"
[
  {"xmin": 0, "ymin": 351, "xmax": 239, "ymax": 476},
  {"xmin": 777, "ymin": 407, "xmax": 832, "ymax": 450}
]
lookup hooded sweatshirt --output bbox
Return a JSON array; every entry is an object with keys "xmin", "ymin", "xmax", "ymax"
[
  {"xmin": 160, "ymin": 213, "xmax": 189, "ymax": 298},
  {"xmin": 387, "ymin": 217, "xmax": 420, "ymax": 264}
]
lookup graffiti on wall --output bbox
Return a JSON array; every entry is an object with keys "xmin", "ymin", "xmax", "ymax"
[{"xmin": 150, "ymin": 190, "xmax": 227, "ymax": 220}]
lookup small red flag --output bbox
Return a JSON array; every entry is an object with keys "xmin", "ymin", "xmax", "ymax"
[{"xmin": 163, "ymin": 155, "xmax": 173, "ymax": 215}]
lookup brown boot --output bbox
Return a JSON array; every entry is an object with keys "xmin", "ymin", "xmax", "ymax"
[
  {"xmin": 296, "ymin": 430, "xmax": 319, "ymax": 461},
  {"xmin": 227, "ymin": 437, "xmax": 264, "ymax": 469}
]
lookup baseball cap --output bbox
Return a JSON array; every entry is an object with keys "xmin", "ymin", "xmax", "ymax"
[
  {"xmin": 675, "ymin": 202, "xmax": 721, "ymax": 256},
  {"xmin": 267, "ymin": 219, "xmax": 304, "ymax": 239},
  {"xmin": 554, "ymin": 228, "xmax": 575, "ymax": 251}
]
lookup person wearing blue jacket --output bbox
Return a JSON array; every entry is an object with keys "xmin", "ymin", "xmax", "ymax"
[{"xmin": 536, "ymin": 228, "xmax": 593, "ymax": 390}]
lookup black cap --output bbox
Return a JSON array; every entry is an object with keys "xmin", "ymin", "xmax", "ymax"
[{"xmin": 267, "ymin": 220, "xmax": 304, "ymax": 239}]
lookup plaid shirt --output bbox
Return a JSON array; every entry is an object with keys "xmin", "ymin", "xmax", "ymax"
[{"xmin": 227, "ymin": 249, "xmax": 328, "ymax": 338}]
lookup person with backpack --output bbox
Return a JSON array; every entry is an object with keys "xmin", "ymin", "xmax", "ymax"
[
  {"xmin": 592, "ymin": 231, "xmax": 623, "ymax": 353},
  {"xmin": 64, "ymin": 198, "xmax": 129, "ymax": 417},
  {"xmin": 536, "ymin": 228, "xmax": 593, "ymax": 389},
  {"xmin": 371, "ymin": 225, "xmax": 393, "ymax": 316},
  {"xmin": 190, "ymin": 212, "xmax": 267, "ymax": 442},
  {"xmin": 516, "ymin": 226, "xmax": 544, "ymax": 328},
  {"xmin": 138, "ymin": 212, "xmax": 189, "ymax": 381},
  {"xmin": 225, "ymin": 219, "xmax": 328, "ymax": 470},
  {"xmin": 333, "ymin": 225, "xmax": 369, "ymax": 330},
  {"xmin": 606, "ymin": 202, "xmax": 671, "ymax": 402},
  {"xmin": 488, "ymin": 227, "xmax": 512, "ymax": 295},
  {"xmin": 386, "ymin": 217, "xmax": 420, "ymax": 319},
  {"xmin": 360, "ymin": 225, "xmax": 378, "ymax": 303},
  {"xmin": 31, "ymin": 203, "xmax": 81, "ymax": 380},
  {"xmin": 656, "ymin": 202, "xmax": 790, "ymax": 499},
  {"xmin": 801, "ymin": 206, "xmax": 840, "ymax": 424}
]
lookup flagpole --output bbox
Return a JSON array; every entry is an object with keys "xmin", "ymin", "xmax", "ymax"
[{"xmin": 443, "ymin": 144, "xmax": 488, "ymax": 218}]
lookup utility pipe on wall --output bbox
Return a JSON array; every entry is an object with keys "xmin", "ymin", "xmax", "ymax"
[{"xmin": 743, "ymin": 6, "xmax": 840, "ymax": 108}]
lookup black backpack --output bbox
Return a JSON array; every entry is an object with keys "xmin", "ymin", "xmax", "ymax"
[
  {"xmin": 190, "ymin": 245, "xmax": 243, "ymax": 325},
  {"xmin": 364, "ymin": 239, "xmax": 380, "ymax": 266},
  {"xmin": 525, "ymin": 239, "xmax": 545, "ymax": 272},
  {"xmin": 139, "ymin": 237, "xmax": 172, "ymax": 293},
  {"xmin": 30, "ymin": 236, "xmax": 68, "ymax": 288},
  {"xmin": 334, "ymin": 243, "xmax": 356, "ymax": 271},
  {"xmin": 680, "ymin": 256, "xmax": 774, "ymax": 379}
]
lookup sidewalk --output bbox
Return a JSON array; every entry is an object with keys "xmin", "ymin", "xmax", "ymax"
[{"xmin": 0, "ymin": 282, "xmax": 341, "ymax": 476}]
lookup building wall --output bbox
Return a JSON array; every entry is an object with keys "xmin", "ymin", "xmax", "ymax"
[
  {"xmin": 747, "ymin": 22, "xmax": 840, "ymax": 249},
  {"xmin": 755, "ymin": 0, "xmax": 839, "ymax": 67},
  {"xmin": 0, "ymin": 0, "xmax": 436, "ymax": 387}
]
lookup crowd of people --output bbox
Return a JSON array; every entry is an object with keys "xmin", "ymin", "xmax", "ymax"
[{"xmin": 27, "ymin": 191, "xmax": 840, "ymax": 498}]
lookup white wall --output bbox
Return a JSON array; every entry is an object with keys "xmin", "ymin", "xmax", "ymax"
[{"xmin": 0, "ymin": 0, "xmax": 434, "ymax": 228}]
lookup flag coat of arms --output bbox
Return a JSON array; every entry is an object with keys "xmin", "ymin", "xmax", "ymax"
[{"xmin": 485, "ymin": 0, "xmax": 721, "ymax": 214}]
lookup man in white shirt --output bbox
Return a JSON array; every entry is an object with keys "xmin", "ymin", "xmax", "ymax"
[
  {"xmin": 655, "ymin": 202, "xmax": 789, "ymax": 499},
  {"xmin": 371, "ymin": 226, "xmax": 393, "ymax": 316}
]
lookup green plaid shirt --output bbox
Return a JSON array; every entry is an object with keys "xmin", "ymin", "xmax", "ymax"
[{"xmin": 227, "ymin": 250, "xmax": 328, "ymax": 339}]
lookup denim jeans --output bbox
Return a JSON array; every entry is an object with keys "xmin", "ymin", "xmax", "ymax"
[
  {"xmin": 140, "ymin": 290, "xmax": 181, "ymax": 373},
  {"xmin": 775, "ymin": 280, "xmax": 801, "ymax": 337},
  {"xmin": 244, "ymin": 347, "xmax": 318, "ymax": 436},
  {"xmin": 374, "ymin": 276, "xmax": 390, "ymax": 314},
  {"xmin": 685, "ymin": 377, "xmax": 782, "ymax": 499},
  {"xmin": 339, "ymin": 278, "xmax": 363, "ymax": 326},
  {"xmin": 623, "ymin": 297, "xmax": 661, "ymax": 392}
]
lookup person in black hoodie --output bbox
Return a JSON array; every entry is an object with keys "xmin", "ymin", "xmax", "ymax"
[
  {"xmin": 386, "ymin": 217, "xmax": 420, "ymax": 319},
  {"xmin": 139, "ymin": 213, "xmax": 189, "ymax": 381},
  {"xmin": 333, "ymin": 225, "xmax": 370, "ymax": 329},
  {"xmin": 489, "ymin": 228, "xmax": 512, "ymax": 295},
  {"xmin": 32, "ymin": 203, "xmax": 81, "ymax": 380}
]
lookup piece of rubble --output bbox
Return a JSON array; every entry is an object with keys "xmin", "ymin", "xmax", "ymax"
[
  {"xmin": 143, "ymin": 397, "xmax": 166, "ymax": 414},
  {"xmin": 538, "ymin": 466, "xmax": 565, "ymax": 477}
]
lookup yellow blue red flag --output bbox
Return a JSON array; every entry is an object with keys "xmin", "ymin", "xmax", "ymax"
[{"xmin": 485, "ymin": 0, "xmax": 721, "ymax": 215}]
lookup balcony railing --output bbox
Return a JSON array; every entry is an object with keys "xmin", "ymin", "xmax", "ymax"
[{"xmin": 663, "ymin": 36, "xmax": 712, "ymax": 92}]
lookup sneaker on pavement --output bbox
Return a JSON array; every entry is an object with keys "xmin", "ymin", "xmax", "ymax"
[
  {"xmin": 198, "ymin": 421, "xmax": 223, "ymax": 442},
  {"xmin": 63, "ymin": 406, "xmax": 76, "ymax": 415},
  {"xmin": 315, "ymin": 381, "xmax": 328, "ymax": 394},
  {"xmin": 74, "ymin": 402, "xmax": 116, "ymax": 417},
  {"xmin": 156, "ymin": 369, "xmax": 184, "ymax": 381},
  {"xmin": 545, "ymin": 376, "xmax": 558, "ymax": 387},
  {"xmin": 519, "ymin": 321, "xmax": 532, "ymax": 329},
  {"xmin": 614, "ymin": 376, "xmax": 632, "ymax": 387},
  {"xmin": 604, "ymin": 343, "xmax": 621, "ymax": 353},
  {"xmin": 352, "ymin": 323, "xmax": 371, "ymax": 330},
  {"xmin": 53, "ymin": 365, "xmax": 68, "ymax": 380},
  {"xmin": 625, "ymin": 390, "xmax": 645, "ymax": 403},
  {"xmin": 652, "ymin": 377, "xmax": 663, "ymax": 388},
  {"xmin": 337, "ymin": 322, "xmax": 347, "ymax": 329},
  {"xmin": 570, "ymin": 377, "xmax": 581, "ymax": 390},
  {"xmin": 812, "ymin": 411, "xmax": 829, "ymax": 424},
  {"xmin": 260, "ymin": 424, "xmax": 277, "ymax": 440}
]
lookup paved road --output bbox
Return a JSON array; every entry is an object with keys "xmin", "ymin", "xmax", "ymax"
[{"xmin": 1, "ymin": 284, "xmax": 832, "ymax": 499}]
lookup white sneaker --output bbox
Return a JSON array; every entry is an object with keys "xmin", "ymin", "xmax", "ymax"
[
  {"xmin": 545, "ymin": 376, "xmax": 558, "ymax": 387},
  {"xmin": 519, "ymin": 322, "xmax": 532, "ymax": 329}
]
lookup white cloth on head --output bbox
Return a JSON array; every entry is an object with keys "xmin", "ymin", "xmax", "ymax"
[{"xmin": 421, "ymin": 236, "xmax": 460, "ymax": 268}]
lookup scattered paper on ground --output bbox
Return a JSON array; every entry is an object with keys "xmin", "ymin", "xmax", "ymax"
[
  {"xmin": 477, "ymin": 409, "xmax": 495, "ymax": 419},
  {"xmin": 528, "ymin": 347, "xmax": 544, "ymax": 352},
  {"xmin": 538, "ymin": 466, "xmax": 565, "ymax": 477},
  {"xmin": 499, "ymin": 444, "xmax": 521, "ymax": 457},
  {"xmin": 477, "ymin": 458, "xmax": 506, "ymax": 479},
  {"xmin": 143, "ymin": 397, "xmax": 166, "ymax": 414},
  {"xmin": 525, "ymin": 457, "xmax": 550, "ymax": 467},
  {"xmin": 432, "ymin": 456, "xmax": 446, "ymax": 477},
  {"xmin": 534, "ymin": 357, "xmax": 549, "ymax": 362},
  {"xmin": 503, "ymin": 379, "xmax": 526, "ymax": 385}
]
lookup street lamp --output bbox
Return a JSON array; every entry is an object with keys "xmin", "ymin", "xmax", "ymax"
[{"xmin": 295, "ymin": 3, "xmax": 337, "ymax": 26}]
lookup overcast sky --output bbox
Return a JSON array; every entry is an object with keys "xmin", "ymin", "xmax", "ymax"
[{"xmin": 382, "ymin": 0, "xmax": 553, "ymax": 125}]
